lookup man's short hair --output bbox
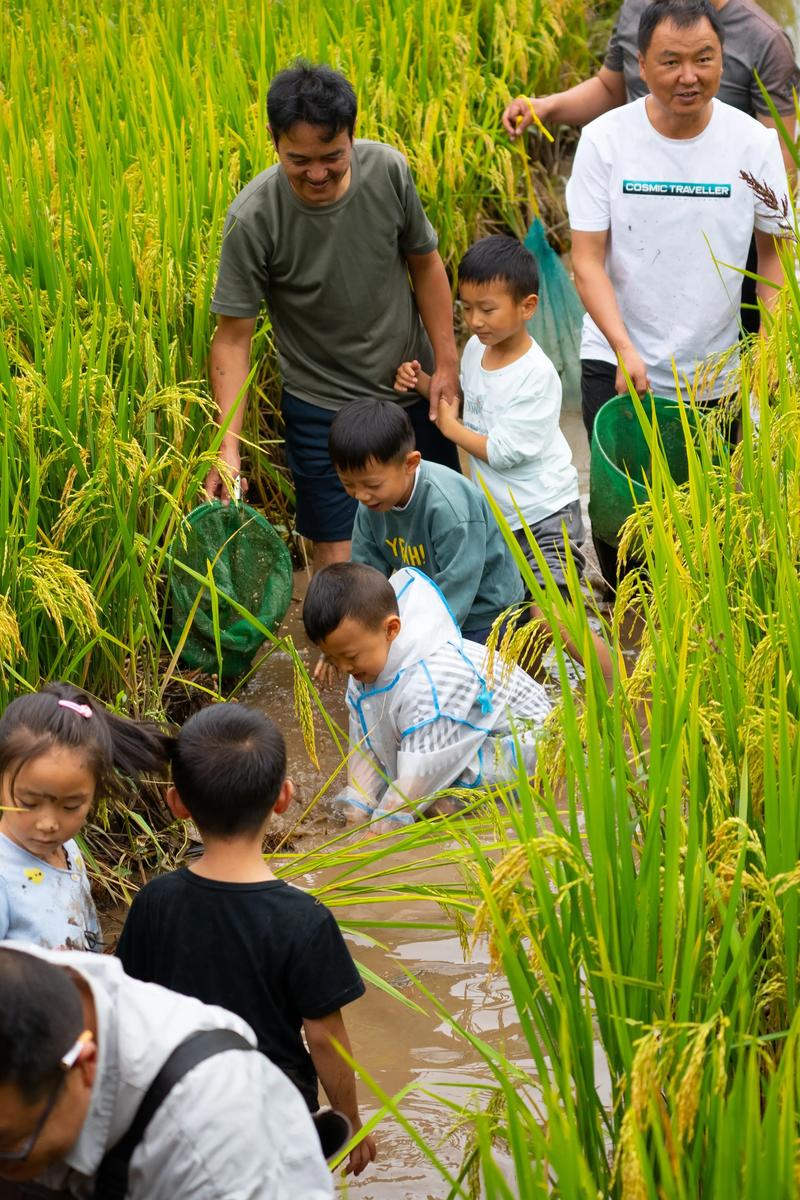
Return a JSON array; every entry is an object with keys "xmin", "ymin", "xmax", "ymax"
[
  {"xmin": 267, "ymin": 60, "xmax": 357, "ymax": 142},
  {"xmin": 0, "ymin": 949, "xmax": 84, "ymax": 1104},
  {"xmin": 458, "ymin": 235, "xmax": 539, "ymax": 303},
  {"xmin": 328, "ymin": 399, "xmax": 416, "ymax": 472},
  {"xmin": 170, "ymin": 704, "xmax": 286, "ymax": 837},
  {"xmin": 303, "ymin": 563, "xmax": 399, "ymax": 645},
  {"xmin": 638, "ymin": 0, "xmax": 724, "ymax": 55}
]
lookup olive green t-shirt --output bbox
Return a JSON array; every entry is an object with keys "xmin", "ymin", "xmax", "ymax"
[{"xmin": 211, "ymin": 140, "xmax": 437, "ymax": 410}]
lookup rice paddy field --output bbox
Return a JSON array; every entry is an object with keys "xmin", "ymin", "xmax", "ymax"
[{"xmin": 2, "ymin": 0, "xmax": 800, "ymax": 1195}]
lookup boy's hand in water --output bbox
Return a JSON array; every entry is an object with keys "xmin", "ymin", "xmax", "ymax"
[
  {"xmin": 394, "ymin": 359, "xmax": 431, "ymax": 398},
  {"xmin": 345, "ymin": 1124, "xmax": 378, "ymax": 1177},
  {"xmin": 313, "ymin": 653, "xmax": 343, "ymax": 689}
]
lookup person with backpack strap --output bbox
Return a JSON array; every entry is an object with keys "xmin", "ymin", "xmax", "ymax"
[{"xmin": 0, "ymin": 945, "xmax": 333, "ymax": 1199}]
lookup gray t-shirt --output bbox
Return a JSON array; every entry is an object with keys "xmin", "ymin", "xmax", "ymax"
[
  {"xmin": 604, "ymin": 0, "xmax": 800, "ymax": 115},
  {"xmin": 211, "ymin": 140, "xmax": 437, "ymax": 410}
]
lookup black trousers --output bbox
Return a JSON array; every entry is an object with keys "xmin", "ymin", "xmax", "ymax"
[{"xmin": 580, "ymin": 360, "xmax": 618, "ymax": 442}]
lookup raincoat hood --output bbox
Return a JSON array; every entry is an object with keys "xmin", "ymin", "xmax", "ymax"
[{"xmin": 376, "ymin": 567, "xmax": 460, "ymax": 685}]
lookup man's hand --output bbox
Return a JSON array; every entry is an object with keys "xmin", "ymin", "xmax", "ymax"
[
  {"xmin": 502, "ymin": 96, "xmax": 552, "ymax": 140},
  {"xmin": 615, "ymin": 345, "xmax": 650, "ymax": 397},
  {"xmin": 204, "ymin": 443, "xmax": 247, "ymax": 504},
  {"xmin": 427, "ymin": 362, "xmax": 460, "ymax": 421},
  {"xmin": 345, "ymin": 1124, "xmax": 377, "ymax": 1177},
  {"xmin": 313, "ymin": 653, "xmax": 343, "ymax": 689}
]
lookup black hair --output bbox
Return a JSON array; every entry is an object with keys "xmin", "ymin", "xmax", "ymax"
[
  {"xmin": 328, "ymin": 399, "xmax": 416, "ymax": 472},
  {"xmin": 303, "ymin": 563, "xmax": 399, "ymax": 645},
  {"xmin": 0, "ymin": 682, "xmax": 172, "ymax": 804},
  {"xmin": 0, "ymin": 949, "xmax": 84, "ymax": 1104},
  {"xmin": 267, "ymin": 60, "xmax": 357, "ymax": 142},
  {"xmin": 170, "ymin": 703, "xmax": 286, "ymax": 837},
  {"xmin": 638, "ymin": 0, "xmax": 724, "ymax": 54},
  {"xmin": 458, "ymin": 235, "xmax": 539, "ymax": 303}
]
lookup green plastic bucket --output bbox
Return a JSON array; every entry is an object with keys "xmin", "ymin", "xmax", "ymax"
[
  {"xmin": 589, "ymin": 395, "xmax": 697, "ymax": 549},
  {"xmin": 168, "ymin": 502, "xmax": 293, "ymax": 676}
]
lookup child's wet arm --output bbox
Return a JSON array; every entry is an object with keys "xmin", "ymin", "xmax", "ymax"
[{"xmin": 304, "ymin": 1011, "xmax": 360, "ymax": 1121}]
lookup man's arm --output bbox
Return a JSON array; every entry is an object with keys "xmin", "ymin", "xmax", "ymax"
[
  {"xmin": 757, "ymin": 113, "xmax": 797, "ymax": 178},
  {"xmin": 304, "ymin": 1011, "xmax": 377, "ymax": 1177},
  {"xmin": 571, "ymin": 229, "xmax": 650, "ymax": 395},
  {"xmin": 405, "ymin": 250, "xmax": 459, "ymax": 420},
  {"xmin": 204, "ymin": 315, "xmax": 257, "ymax": 501},
  {"xmin": 754, "ymin": 229, "xmax": 787, "ymax": 312},
  {"xmin": 503, "ymin": 68, "xmax": 626, "ymax": 138}
]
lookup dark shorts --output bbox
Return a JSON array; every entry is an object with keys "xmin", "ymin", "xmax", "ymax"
[
  {"xmin": 464, "ymin": 612, "xmax": 517, "ymax": 646},
  {"xmin": 281, "ymin": 391, "xmax": 462, "ymax": 543},
  {"xmin": 514, "ymin": 500, "xmax": 586, "ymax": 597}
]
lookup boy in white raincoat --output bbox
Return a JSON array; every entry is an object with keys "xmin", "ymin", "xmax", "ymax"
[{"xmin": 303, "ymin": 562, "xmax": 551, "ymax": 833}]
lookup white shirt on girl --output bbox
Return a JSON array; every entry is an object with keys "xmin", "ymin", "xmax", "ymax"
[{"xmin": 0, "ymin": 831, "xmax": 101, "ymax": 951}]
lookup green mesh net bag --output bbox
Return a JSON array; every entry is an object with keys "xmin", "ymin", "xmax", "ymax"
[
  {"xmin": 525, "ymin": 218, "xmax": 585, "ymax": 408},
  {"xmin": 169, "ymin": 502, "xmax": 293, "ymax": 676}
]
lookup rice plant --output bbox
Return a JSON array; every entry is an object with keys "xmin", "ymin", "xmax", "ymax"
[
  {"xmin": 354, "ymin": 265, "xmax": 799, "ymax": 1195},
  {"xmin": 0, "ymin": 0, "xmax": 608, "ymax": 711}
]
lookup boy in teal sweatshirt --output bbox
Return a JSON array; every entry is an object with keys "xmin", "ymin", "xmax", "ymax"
[{"xmin": 328, "ymin": 399, "xmax": 523, "ymax": 643}]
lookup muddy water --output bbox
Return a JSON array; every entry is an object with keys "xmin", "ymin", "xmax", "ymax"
[
  {"xmin": 240, "ymin": 420, "xmax": 597, "ymax": 1198},
  {"xmin": 244, "ymin": 598, "xmax": 521, "ymax": 1198}
]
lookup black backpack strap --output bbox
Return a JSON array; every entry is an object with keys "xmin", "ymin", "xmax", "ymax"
[{"xmin": 94, "ymin": 1028, "xmax": 253, "ymax": 1199}]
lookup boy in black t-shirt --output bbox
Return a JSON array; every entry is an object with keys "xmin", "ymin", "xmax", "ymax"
[{"xmin": 116, "ymin": 704, "xmax": 377, "ymax": 1178}]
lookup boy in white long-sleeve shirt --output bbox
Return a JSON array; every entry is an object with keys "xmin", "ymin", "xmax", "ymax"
[
  {"xmin": 396, "ymin": 234, "xmax": 585, "ymax": 595},
  {"xmin": 396, "ymin": 234, "xmax": 613, "ymax": 686},
  {"xmin": 303, "ymin": 562, "xmax": 551, "ymax": 832}
]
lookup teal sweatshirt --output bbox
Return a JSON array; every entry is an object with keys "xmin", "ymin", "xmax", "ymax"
[{"xmin": 351, "ymin": 461, "xmax": 523, "ymax": 634}]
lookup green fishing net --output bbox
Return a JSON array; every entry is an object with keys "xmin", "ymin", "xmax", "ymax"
[
  {"xmin": 525, "ymin": 218, "xmax": 585, "ymax": 407},
  {"xmin": 169, "ymin": 501, "xmax": 293, "ymax": 676}
]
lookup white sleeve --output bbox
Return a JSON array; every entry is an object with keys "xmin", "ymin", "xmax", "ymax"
[
  {"xmin": 752, "ymin": 128, "xmax": 792, "ymax": 237},
  {"xmin": 372, "ymin": 719, "xmax": 485, "ymax": 823},
  {"xmin": 345, "ymin": 700, "xmax": 387, "ymax": 809},
  {"xmin": 566, "ymin": 127, "xmax": 612, "ymax": 232},
  {"xmin": 132, "ymin": 1050, "xmax": 334, "ymax": 1200},
  {"xmin": 486, "ymin": 369, "xmax": 562, "ymax": 470}
]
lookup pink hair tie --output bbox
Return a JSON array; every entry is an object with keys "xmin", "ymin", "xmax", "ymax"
[{"xmin": 58, "ymin": 699, "xmax": 93, "ymax": 719}]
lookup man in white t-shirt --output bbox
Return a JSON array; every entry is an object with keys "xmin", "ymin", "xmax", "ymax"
[{"xmin": 565, "ymin": 0, "xmax": 791, "ymax": 437}]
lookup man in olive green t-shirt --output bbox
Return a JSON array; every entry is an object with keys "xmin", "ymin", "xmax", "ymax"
[{"xmin": 206, "ymin": 61, "xmax": 460, "ymax": 571}]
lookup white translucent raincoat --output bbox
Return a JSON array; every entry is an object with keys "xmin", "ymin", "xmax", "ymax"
[{"xmin": 339, "ymin": 567, "xmax": 551, "ymax": 830}]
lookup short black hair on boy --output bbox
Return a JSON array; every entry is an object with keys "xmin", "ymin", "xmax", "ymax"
[
  {"xmin": 638, "ymin": 0, "xmax": 724, "ymax": 54},
  {"xmin": 170, "ymin": 704, "xmax": 286, "ymax": 837},
  {"xmin": 458, "ymin": 235, "xmax": 539, "ymax": 303},
  {"xmin": 267, "ymin": 60, "xmax": 357, "ymax": 142},
  {"xmin": 0, "ymin": 949, "xmax": 84, "ymax": 1104},
  {"xmin": 303, "ymin": 562, "xmax": 399, "ymax": 645},
  {"xmin": 328, "ymin": 399, "xmax": 416, "ymax": 472}
]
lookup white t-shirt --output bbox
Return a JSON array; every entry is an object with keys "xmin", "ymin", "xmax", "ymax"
[
  {"xmin": 566, "ymin": 97, "xmax": 790, "ymax": 398},
  {"xmin": 459, "ymin": 334, "xmax": 579, "ymax": 528}
]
